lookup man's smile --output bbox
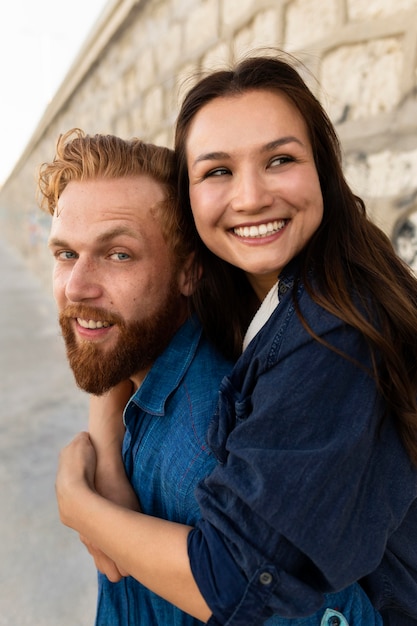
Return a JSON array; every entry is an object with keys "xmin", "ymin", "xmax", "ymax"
[{"xmin": 77, "ymin": 318, "xmax": 113, "ymax": 329}]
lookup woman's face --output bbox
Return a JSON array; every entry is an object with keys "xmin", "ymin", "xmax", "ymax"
[{"xmin": 186, "ymin": 89, "xmax": 324, "ymax": 300}]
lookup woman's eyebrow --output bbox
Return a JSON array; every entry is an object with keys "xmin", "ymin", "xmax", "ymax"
[
  {"xmin": 192, "ymin": 136, "xmax": 304, "ymax": 167},
  {"xmin": 192, "ymin": 151, "xmax": 230, "ymax": 166},
  {"xmin": 262, "ymin": 136, "xmax": 304, "ymax": 152}
]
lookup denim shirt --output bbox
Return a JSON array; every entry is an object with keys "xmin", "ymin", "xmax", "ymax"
[
  {"xmin": 95, "ymin": 316, "xmax": 232, "ymax": 626},
  {"xmin": 93, "ymin": 314, "xmax": 379, "ymax": 626},
  {"xmin": 188, "ymin": 266, "xmax": 417, "ymax": 625}
]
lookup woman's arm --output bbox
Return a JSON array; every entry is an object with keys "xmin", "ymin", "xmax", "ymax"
[
  {"xmin": 88, "ymin": 380, "xmax": 137, "ymax": 505},
  {"xmin": 86, "ymin": 381, "xmax": 141, "ymax": 580},
  {"xmin": 56, "ymin": 431, "xmax": 211, "ymax": 622}
]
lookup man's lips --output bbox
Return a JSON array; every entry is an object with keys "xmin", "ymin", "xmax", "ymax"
[
  {"xmin": 71, "ymin": 317, "xmax": 117, "ymax": 342},
  {"xmin": 76, "ymin": 318, "xmax": 113, "ymax": 329},
  {"xmin": 60, "ymin": 305, "xmax": 122, "ymax": 339}
]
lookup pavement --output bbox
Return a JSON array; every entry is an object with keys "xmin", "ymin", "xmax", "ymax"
[{"xmin": 0, "ymin": 238, "xmax": 97, "ymax": 625}]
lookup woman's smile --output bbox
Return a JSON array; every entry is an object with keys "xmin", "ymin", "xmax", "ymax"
[
  {"xmin": 186, "ymin": 89, "xmax": 324, "ymax": 299},
  {"xmin": 232, "ymin": 218, "xmax": 289, "ymax": 240}
]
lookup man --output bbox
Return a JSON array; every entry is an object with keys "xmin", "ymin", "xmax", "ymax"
[{"xmin": 38, "ymin": 128, "xmax": 232, "ymax": 625}]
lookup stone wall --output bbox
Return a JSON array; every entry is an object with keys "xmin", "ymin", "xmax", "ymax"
[{"xmin": 1, "ymin": 0, "xmax": 417, "ymax": 286}]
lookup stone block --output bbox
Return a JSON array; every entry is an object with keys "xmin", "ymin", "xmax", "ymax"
[
  {"xmin": 320, "ymin": 39, "xmax": 403, "ymax": 123},
  {"xmin": 348, "ymin": 0, "xmax": 417, "ymax": 20},
  {"xmin": 184, "ymin": 0, "xmax": 219, "ymax": 55},
  {"xmin": 285, "ymin": 0, "xmax": 338, "ymax": 49},
  {"xmin": 143, "ymin": 85, "xmax": 164, "ymax": 133},
  {"xmin": 345, "ymin": 148, "xmax": 417, "ymax": 198},
  {"xmin": 221, "ymin": 0, "xmax": 257, "ymax": 29}
]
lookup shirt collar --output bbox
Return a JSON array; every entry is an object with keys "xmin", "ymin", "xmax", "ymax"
[
  {"xmin": 126, "ymin": 315, "xmax": 202, "ymax": 417},
  {"xmin": 243, "ymin": 281, "xmax": 279, "ymax": 351}
]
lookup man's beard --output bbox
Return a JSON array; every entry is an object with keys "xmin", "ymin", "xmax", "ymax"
[{"xmin": 59, "ymin": 282, "xmax": 185, "ymax": 395}]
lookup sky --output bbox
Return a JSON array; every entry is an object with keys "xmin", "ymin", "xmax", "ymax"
[{"xmin": 0, "ymin": 0, "xmax": 109, "ymax": 185}]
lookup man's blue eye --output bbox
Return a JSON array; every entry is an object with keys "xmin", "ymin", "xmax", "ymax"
[
  {"xmin": 58, "ymin": 250, "xmax": 76, "ymax": 260},
  {"xmin": 111, "ymin": 252, "xmax": 130, "ymax": 261}
]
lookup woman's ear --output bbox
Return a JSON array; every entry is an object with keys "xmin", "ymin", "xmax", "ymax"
[{"xmin": 178, "ymin": 252, "xmax": 202, "ymax": 296}]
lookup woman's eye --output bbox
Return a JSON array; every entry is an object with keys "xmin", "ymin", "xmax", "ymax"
[
  {"xmin": 204, "ymin": 167, "xmax": 230, "ymax": 178},
  {"xmin": 270, "ymin": 155, "xmax": 294, "ymax": 167}
]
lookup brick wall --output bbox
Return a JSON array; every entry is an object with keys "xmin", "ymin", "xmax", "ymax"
[{"xmin": 1, "ymin": 0, "xmax": 417, "ymax": 285}]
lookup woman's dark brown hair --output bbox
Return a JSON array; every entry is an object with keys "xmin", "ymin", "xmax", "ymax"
[{"xmin": 175, "ymin": 55, "xmax": 417, "ymax": 465}]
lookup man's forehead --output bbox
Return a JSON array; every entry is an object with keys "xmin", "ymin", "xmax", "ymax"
[
  {"xmin": 48, "ymin": 221, "xmax": 148, "ymax": 246},
  {"xmin": 50, "ymin": 178, "xmax": 164, "ymax": 234},
  {"xmin": 48, "ymin": 209, "xmax": 162, "ymax": 254},
  {"xmin": 57, "ymin": 176, "xmax": 163, "ymax": 204}
]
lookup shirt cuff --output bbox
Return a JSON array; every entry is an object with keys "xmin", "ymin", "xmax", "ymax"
[{"xmin": 188, "ymin": 523, "xmax": 278, "ymax": 625}]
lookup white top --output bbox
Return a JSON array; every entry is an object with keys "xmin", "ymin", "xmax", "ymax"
[{"xmin": 242, "ymin": 281, "xmax": 279, "ymax": 351}]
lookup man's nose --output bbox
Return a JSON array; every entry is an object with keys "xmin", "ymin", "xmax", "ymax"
[{"xmin": 64, "ymin": 258, "xmax": 103, "ymax": 302}]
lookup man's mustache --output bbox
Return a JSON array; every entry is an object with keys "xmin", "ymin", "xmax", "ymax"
[{"xmin": 59, "ymin": 304, "xmax": 124, "ymax": 327}]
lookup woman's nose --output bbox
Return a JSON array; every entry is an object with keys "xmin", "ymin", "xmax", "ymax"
[{"xmin": 230, "ymin": 171, "xmax": 274, "ymax": 213}]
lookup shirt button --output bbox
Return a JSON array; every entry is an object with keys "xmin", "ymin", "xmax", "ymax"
[
  {"xmin": 327, "ymin": 617, "xmax": 341, "ymax": 626},
  {"xmin": 259, "ymin": 572, "xmax": 273, "ymax": 585},
  {"xmin": 278, "ymin": 283, "xmax": 288, "ymax": 295}
]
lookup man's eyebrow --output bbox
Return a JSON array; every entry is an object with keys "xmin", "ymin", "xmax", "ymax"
[
  {"xmin": 48, "ymin": 227, "xmax": 141, "ymax": 249},
  {"xmin": 95, "ymin": 226, "xmax": 141, "ymax": 243},
  {"xmin": 48, "ymin": 237, "xmax": 67, "ymax": 249},
  {"xmin": 192, "ymin": 136, "xmax": 304, "ymax": 166}
]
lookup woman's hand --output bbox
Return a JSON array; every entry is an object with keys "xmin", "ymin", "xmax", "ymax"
[
  {"xmin": 84, "ymin": 381, "xmax": 141, "ymax": 580},
  {"xmin": 56, "ymin": 431, "xmax": 131, "ymax": 581},
  {"xmin": 89, "ymin": 380, "xmax": 133, "ymax": 460},
  {"xmin": 89, "ymin": 381, "xmax": 138, "ymax": 505},
  {"xmin": 56, "ymin": 431, "xmax": 97, "ymax": 527},
  {"xmin": 80, "ymin": 534, "xmax": 127, "ymax": 582},
  {"xmin": 56, "ymin": 430, "xmax": 208, "ymax": 620}
]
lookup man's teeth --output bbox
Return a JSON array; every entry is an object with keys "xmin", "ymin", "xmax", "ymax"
[
  {"xmin": 233, "ymin": 219, "xmax": 287, "ymax": 238},
  {"xmin": 77, "ymin": 318, "xmax": 111, "ymax": 329}
]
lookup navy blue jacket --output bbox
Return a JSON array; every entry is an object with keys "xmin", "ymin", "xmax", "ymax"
[{"xmin": 188, "ymin": 264, "xmax": 417, "ymax": 625}]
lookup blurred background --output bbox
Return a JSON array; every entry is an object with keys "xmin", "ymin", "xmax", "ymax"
[{"xmin": 0, "ymin": 0, "xmax": 417, "ymax": 623}]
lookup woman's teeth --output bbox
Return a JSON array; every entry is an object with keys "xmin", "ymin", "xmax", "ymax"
[{"xmin": 233, "ymin": 219, "xmax": 287, "ymax": 238}]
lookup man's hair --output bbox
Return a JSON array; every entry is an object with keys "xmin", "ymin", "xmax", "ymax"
[{"xmin": 38, "ymin": 128, "xmax": 196, "ymax": 264}]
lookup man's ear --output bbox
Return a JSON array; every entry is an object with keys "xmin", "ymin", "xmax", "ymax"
[{"xmin": 178, "ymin": 252, "xmax": 202, "ymax": 297}]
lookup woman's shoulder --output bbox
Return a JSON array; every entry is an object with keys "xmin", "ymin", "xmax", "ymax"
[{"xmin": 237, "ymin": 273, "xmax": 369, "ymax": 384}]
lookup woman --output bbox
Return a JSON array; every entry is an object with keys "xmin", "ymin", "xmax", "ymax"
[{"xmin": 56, "ymin": 55, "xmax": 417, "ymax": 624}]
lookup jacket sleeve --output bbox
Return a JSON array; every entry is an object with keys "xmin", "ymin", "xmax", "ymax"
[{"xmin": 187, "ymin": 302, "xmax": 416, "ymax": 625}]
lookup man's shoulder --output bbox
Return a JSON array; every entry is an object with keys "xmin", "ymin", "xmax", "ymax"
[
  {"xmin": 136, "ymin": 317, "xmax": 232, "ymax": 415},
  {"xmin": 184, "ymin": 324, "xmax": 233, "ymax": 388},
  {"xmin": 166, "ymin": 316, "xmax": 232, "ymax": 376},
  {"xmin": 171, "ymin": 318, "xmax": 233, "ymax": 404}
]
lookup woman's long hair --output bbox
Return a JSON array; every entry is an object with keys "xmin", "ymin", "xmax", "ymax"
[{"xmin": 175, "ymin": 54, "xmax": 417, "ymax": 465}]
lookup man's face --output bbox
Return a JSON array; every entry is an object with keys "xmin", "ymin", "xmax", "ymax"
[{"xmin": 48, "ymin": 176, "xmax": 189, "ymax": 394}]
